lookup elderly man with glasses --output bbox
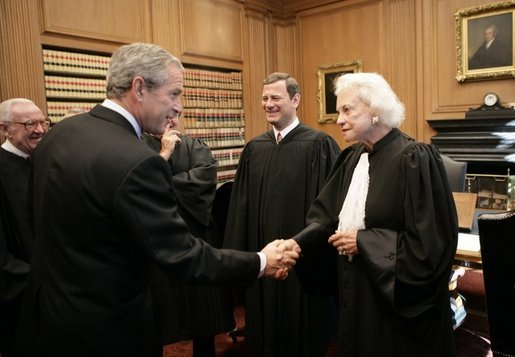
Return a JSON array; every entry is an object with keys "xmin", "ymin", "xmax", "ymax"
[{"xmin": 0, "ymin": 98, "xmax": 49, "ymax": 357}]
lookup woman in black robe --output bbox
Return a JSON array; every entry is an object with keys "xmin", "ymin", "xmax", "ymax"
[{"xmin": 292, "ymin": 72, "xmax": 458, "ymax": 356}]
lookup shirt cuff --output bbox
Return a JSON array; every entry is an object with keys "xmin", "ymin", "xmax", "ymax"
[{"xmin": 257, "ymin": 252, "xmax": 266, "ymax": 278}]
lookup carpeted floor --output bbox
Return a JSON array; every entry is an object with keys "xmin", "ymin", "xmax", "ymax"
[{"xmin": 163, "ymin": 306, "xmax": 492, "ymax": 356}]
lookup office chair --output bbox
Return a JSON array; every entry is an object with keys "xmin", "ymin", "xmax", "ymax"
[
  {"xmin": 477, "ymin": 209, "xmax": 515, "ymax": 356},
  {"xmin": 441, "ymin": 154, "xmax": 467, "ymax": 192}
]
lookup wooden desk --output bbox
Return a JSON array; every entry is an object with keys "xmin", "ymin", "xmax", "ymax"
[{"xmin": 455, "ymin": 249, "xmax": 482, "ymax": 269}]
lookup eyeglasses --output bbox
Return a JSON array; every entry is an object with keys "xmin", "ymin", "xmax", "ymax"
[{"xmin": 11, "ymin": 119, "xmax": 51, "ymax": 131}]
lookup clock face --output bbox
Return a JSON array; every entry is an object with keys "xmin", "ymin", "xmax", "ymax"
[{"xmin": 484, "ymin": 93, "xmax": 498, "ymax": 107}]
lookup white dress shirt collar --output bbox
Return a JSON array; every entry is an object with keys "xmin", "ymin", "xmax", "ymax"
[
  {"xmin": 1, "ymin": 140, "xmax": 30, "ymax": 160},
  {"xmin": 101, "ymin": 99, "xmax": 142, "ymax": 138},
  {"xmin": 273, "ymin": 117, "xmax": 300, "ymax": 143}
]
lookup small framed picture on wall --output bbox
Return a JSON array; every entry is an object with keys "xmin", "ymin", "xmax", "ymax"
[
  {"xmin": 317, "ymin": 60, "xmax": 362, "ymax": 123},
  {"xmin": 455, "ymin": 1, "xmax": 515, "ymax": 82}
]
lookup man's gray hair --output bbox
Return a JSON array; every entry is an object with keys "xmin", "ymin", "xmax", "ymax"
[
  {"xmin": 0, "ymin": 98, "xmax": 35, "ymax": 123},
  {"xmin": 106, "ymin": 43, "xmax": 184, "ymax": 98}
]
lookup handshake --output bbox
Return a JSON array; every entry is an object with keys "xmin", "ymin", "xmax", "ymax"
[{"xmin": 260, "ymin": 239, "xmax": 301, "ymax": 280}]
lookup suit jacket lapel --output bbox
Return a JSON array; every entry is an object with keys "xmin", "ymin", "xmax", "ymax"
[{"xmin": 89, "ymin": 105, "xmax": 140, "ymax": 139}]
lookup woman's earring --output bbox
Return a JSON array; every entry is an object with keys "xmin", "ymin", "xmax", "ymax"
[{"xmin": 371, "ymin": 116, "xmax": 379, "ymax": 125}]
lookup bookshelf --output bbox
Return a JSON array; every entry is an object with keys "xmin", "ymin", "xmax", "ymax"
[
  {"xmin": 42, "ymin": 47, "xmax": 245, "ymax": 184},
  {"xmin": 42, "ymin": 46, "xmax": 110, "ymax": 122},
  {"xmin": 182, "ymin": 67, "xmax": 245, "ymax": 184}
]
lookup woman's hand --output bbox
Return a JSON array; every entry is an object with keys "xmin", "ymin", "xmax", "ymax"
[{"xmin": 328, "ymin": 230, "xmax": 359, "ymax": 258}]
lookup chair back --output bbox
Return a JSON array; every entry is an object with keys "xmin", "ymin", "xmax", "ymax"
[
  {"xmin": 441, "ymin": 154, "xmax": 467, "ymax": 192},
  {"xmin": 478, "ymin": 209, "xmax": 515, "ymax": 356}
]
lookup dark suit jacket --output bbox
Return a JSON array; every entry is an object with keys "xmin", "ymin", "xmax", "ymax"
[{"xmin": 16, "ymin": 105, "xmax": 260, "ymax": 357}]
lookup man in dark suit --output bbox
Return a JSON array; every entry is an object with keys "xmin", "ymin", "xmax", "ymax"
[{"xmin": 15, "ymin": 43, "xmax": 299, "ymax": 357}]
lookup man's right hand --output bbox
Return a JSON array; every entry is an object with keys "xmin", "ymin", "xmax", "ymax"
[
  {"xmin": 159, "ymin": 124, "xmax": 181, "ymax": 160},
  {"xmin": 261, "ymin": 239, "xmax": 301, "ymax": 279}
]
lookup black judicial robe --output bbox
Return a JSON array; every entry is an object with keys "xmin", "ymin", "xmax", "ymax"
[
  {"xmin": 224, "ymin": 123, "xmax": 341, "ymax": 357},
  {"xmin": 294, "ymin": 129, "xmax": 458, "ymax": 356},
  {"xmin": 0, "ymin": 148, "xmax": 33, "ymax": 356},
  {"xmin": 0, "ymin": 148, "xmax": 33, "ymax": 300},
  {"xmin": 145, "ymin": 134, "xmax": 234, "ymax": 343}
]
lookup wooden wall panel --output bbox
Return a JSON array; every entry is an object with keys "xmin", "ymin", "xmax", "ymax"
[
  {"xmin": 273, "ymin": 21, "xmax": 297, "ymax": 77},
  {"xmin": 180, "ymin": 0, "xmax": 244, "ymax": 66},
  {"xmin": 3, "ymin": 0, "xmax": 514, "ymax": 147},
  {"xmin": 386, "ymin": 0, "xmax": 418, "ymax": 139},
  {"xmin": 151, "ymin": 0, "xmax": 182, "ymax": 56},
  {"xmin": 296, "ymin": 0, "xmax": 385, "ymax": 148},
  {"xmin": 421, "ymin": 0, "xmax": 515, "ymax": 143},
  {"xmin": 242, "ymin": 10, "xmax": 271, "ymax": 140},
  {"xmin": 0, "ymin": 0, "xmax": 46, "ymax": 110},
  {"xmin": 40, "ymin": 0, "xmax": 151, "ymax": 43}
]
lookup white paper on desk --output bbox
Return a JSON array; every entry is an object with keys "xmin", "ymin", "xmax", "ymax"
[{"xmin": 457, "ymin": 232, "xmax": 481, "ymax": 252}]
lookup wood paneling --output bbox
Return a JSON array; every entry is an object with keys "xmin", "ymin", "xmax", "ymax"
[
  {"xmin": 242, "ymin": 9, "xmax": 271, "ymax": 140},
  {"xmin": 421, "ymin": 0, "xmax": 515, "ymax": 142},
  {"xmin": 180, "ymin": 0, "xmax": 244, "ymax": 66},
  {"xmin": 273, "ymin": 20, "xmax": 297, "ymax": 76},
  {"xmin": 150, "ymin": 0, "xmax": 182, "ymax": 56},
  {"xmin": 3, "ymin": 0, "xmax": 514, "ymax": 147},
  {"xmin": 40, "ymin": 0, "xmax": 151, "ymax": 44},
  {"xmin": 386, "ymin": 0, "xmax": 418, "ymax": 139},
  {"xmin": 296, "ymin": 0, "xmax": 385, "ymax": 148},
  {"xmin": 0, "ymin": 0, "xmax": 46, "ymax": 110}
]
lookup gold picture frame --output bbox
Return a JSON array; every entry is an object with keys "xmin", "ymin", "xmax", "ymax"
[
  {"xmin": 317, "ymin": 60, "xmax": 362, "ymax": 123},
  {"xmin": 455, "ymin": 1, "xmax": 515, "ymax": 82}
]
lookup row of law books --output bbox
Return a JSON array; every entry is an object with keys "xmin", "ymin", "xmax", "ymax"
[
  {"xmin": 45, "ymin": 76, "xmax": 106, "ymax": 100},
  {"xmin": 184, "ymin": 69, "xmax": 242, "ymax": 90},
  {"xmin": 182, "ymin": 88, "xmax": 243, "ymax": 108},
  {"xmin": 42, "ymin": 48, "xmax": 110, "ymax": 76},
  {"xmin": 47, "ymin": 101, "xmax": 97, "ymax": 122},
  {"xmin": 212, "ymin": 147, "xmax": 243, "ymax": 167},
  {"xmin": 182, "ymin": 108, "xmax": 244, "ymax": 128},
  {"xmin": 217, "ymin": 168, "xmax": 237, "ymax": 184},
  {"xmin": 185, "ymin": 128, "xmax": 245, "ymax": 148}
]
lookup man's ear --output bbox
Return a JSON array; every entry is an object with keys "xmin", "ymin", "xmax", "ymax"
[
  {"xmin": 0, "ymin": 123, "xmax": 9, "ymax": 136},
  {"xmin": 132, "ymin": 76, "xmax": 145, "ymax": 98},
  {"xmin": 292, "ymin": 93, "xmax": 301, "ymax": 108}
]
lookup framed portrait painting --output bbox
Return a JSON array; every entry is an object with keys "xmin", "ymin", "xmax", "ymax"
[
  {"xmin": 317, "ymin": 60, "xmax": 362, "ymax": 123},
  {"xmin": 455, "ymin": 1, "xmax": 515, "ymax": 82}
]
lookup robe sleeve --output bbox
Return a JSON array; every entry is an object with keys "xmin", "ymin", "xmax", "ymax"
[
  {"xmin": 307, "ymin": 134, "xmax": 341, "ymax": 200},
  {"xmin": 171, "ymin": 138, "xmax": 217, "ymax": 227},
  {"xmin": 358, "ymin": 143, "xmax": 458, "ymax": 317},
  {"xmin": 223, "ymin": 143, "xmax": 252, "ymax": 251}
]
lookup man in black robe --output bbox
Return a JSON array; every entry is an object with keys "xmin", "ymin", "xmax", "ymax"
[
  {"xmin": 0, "ymin": 98, "xmax": 49, "ymax": 357},
  {"xmin": 145, "ymin": 119, "xmax": 234, "ymax": 357},
  {"xmin": 224, "ymin": 72, "xmax": 341, "ymax": 356}
]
